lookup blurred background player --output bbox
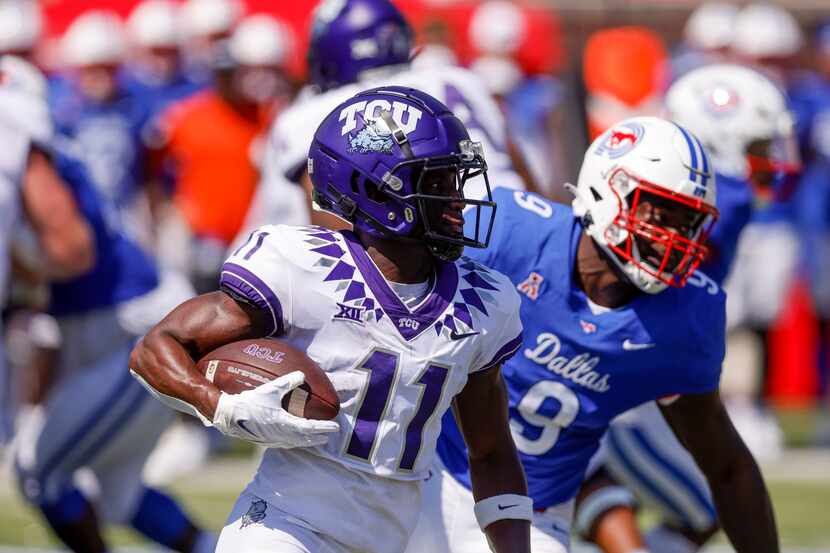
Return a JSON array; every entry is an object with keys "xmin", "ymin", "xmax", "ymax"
[
  {"xmin": 671, "ymin": 2, "xmax": 738, "ymax": 78},
  {"xmin": 123, "ymin": 0, "xmax": 203, "ymax": 118},
  {"xmin": 0, "ymin": 0, "xmax": 41, "ymax": 61},
  {"xmin": 149, "ymin": 13, "xmax": 293, "ymax": 294},
  {"xmin": 238, "ymin": 0, "xmax": 530, "ymax": 242},
  {"xmin": 50, "ymin": 11, "xmax": 155, "ymax": 249},
  {"xmin": 466, "ymin": 0, "xmax": 567, "ymax": 198},
  {"xmin": 5, "ymin": 56, "xmax": 214, "ymax": 553},
  {"xmin": 574, "ymin": 65, "xmax": 801, "ymax": 553},
  {"xmin": 180, "ymin": 0, "xmax": 242, "ymax": 86},
  {"xmin": 722, "ymin": 2, "xmax": 810, "ymax": 460},
  {"xmin": 0, "ymin": 56, "xmax": 93, "ymax": 447}
]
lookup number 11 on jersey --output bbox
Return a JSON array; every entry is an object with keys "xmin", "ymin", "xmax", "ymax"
[{"xmin": 344, "ymin": 349, "xmax": 451, "ymax": 471}]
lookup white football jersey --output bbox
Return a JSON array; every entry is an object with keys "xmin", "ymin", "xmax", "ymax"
[
  {"xmin": 0, "ymin": 87, "xmax": 49, "ymax": 308},
  {"xmin": 219, "ymin": 224, "xmax": 522, "ymax": 551},
  {"xmin": 268, "ymin": 64, "xmax": 524, "ymax": 199}
]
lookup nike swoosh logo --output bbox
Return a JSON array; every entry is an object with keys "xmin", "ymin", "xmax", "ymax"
[
  {"xmin": 622, "ymin": 339, "xmax": 656, "ymax": 351},
  {"xmin": 237, "ymin": 419, "xmax": 257, "ymax": 436},
  {"xmin": 450, "ymin": 330, "xmax": 480, "ymax": 341},
  {"xmin": 497, "ymin": 504, "xmax": 518, "ymax": 510}
]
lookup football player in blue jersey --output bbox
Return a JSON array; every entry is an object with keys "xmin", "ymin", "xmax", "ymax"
[
  {"xmin": 7, "ymin": 57, "xmax": 215, "ymax": 553},
  {"xmin": 407, "ymin": 116, "xmax": 779, "ymax": 553},
  {"xmin": 574, "ymin": 65, "xmax": 801, "ymax": 553}
]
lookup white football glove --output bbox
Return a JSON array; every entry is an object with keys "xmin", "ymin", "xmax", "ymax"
[{"xmin": 212, "ymin": 371, "xmax": 340, "ymax": 449}]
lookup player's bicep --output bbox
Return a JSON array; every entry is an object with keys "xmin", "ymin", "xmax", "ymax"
[
  {"xmin": 453, "ymin": 364, "xmax": 512, "ymax": 460},
  {"xmin": 659, "ymin": 390, "xmax": 743, "ymax": 480},
  {"xmin": 153, "ymin": 291, "xmax": 270, "ymax": 357}
]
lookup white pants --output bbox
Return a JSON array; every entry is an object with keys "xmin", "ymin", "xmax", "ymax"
[
  {"xmin": 600, "ymin": 402, "xmax": 716, "ymax": 532},
  {"xmin": 405, "ymin": 464, "xmax": 572, "ymax": 553},
  {"xmin": 217, "ymin": 491, "xmax": 353, "ymax": 553},
  {"xmin": 724, "ymin": 221, "xmax": 798, "ymax": 329}
]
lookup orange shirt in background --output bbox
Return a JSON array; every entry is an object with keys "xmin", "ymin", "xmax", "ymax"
[{"xmin": 156, "ymin": 90, "xmax": 271, "ymax": 245}]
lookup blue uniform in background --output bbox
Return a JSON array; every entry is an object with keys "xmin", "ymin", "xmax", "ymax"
[
  {"xmin": 49, "ymin": 78, "xmax": 152, "ymax": 212},
  {"xmin": 437, "ymin": 188, "xmax": 725, "ymax": 508},
  {"xmin": 13, "ymin": 137, "xmax": 203, "ymax": 552},
  {"xmin": 48, "ymin": 137, "xmax": 158, "ymax": 316},
  {"xmin": 701, "ymin": 172, "xmax": 753, "ymax": 285},
  {"xmin": 122, "ymin": 68, "xmax": 203, "ymax": 121}
]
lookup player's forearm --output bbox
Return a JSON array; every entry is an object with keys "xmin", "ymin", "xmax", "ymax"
[
  {"xmin": 709, "ymin": 449, "xmax": 779, "ymax": 553},
  {"xmin": 469, "ymin": 447, "xmax": 531, "ymax": 553},
  {"xmin": 129, "ymin": 329, "xmax": 220, "ymax": 420}
]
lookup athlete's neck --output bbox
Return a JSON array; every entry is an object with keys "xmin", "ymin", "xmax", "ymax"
[
  {"xmin": 574, "ymin": 230, "xmax": 639, "ymax": 309},
  {"xmin": 356, "ymin": 229, "xmax": 434, "ymax": 284}
]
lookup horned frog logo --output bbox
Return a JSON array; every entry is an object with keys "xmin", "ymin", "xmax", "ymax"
[{"xmin": 348, "ymin": 118, "xmax": 394, "ymax": 154}]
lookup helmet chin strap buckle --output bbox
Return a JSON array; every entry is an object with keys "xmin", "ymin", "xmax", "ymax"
[{"xmin": 380, "ymin": 110, "xmax": 414, "ymax": 159}]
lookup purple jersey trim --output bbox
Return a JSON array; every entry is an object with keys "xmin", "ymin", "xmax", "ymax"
[
  {"xmin": 340, "ymin": 231, "xmax": 458, "ymax": 341},
  {"xmin": 220, "ymin": 263, "xmax": 285, "ymax": 336},
  {"xmin": 477, "ymin": 333, "xmax": 523, "ymax": 372}
]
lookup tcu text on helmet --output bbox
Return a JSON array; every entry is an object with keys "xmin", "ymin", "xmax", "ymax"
[{"xmin": 339, "ymin": 100, "xmax": 423, "ymax": 136}]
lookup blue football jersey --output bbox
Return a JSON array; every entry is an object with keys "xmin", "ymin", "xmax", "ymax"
[
  {"xmin": 49, "ymin": 78, "xmax": 151, "ymax": 210},
  {"xmin": 701, "ymin": 172, "xmax": 752, "ymax": 285},
  {"xmin": 48, "ymin": 137, "xmax": 158, "ymax": 316},
  {"xmin": 436, "ymin": 188, "xmax": 725, "ymax": 508}
]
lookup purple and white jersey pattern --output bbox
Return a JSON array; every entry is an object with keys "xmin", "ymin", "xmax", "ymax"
[
  {"xmin": 220, "ymin": 224, "xmax": 523, "ymax": 480},
  {"xmin": 266, "ymin": 65, "xmax": 524, "ymax": 199}
]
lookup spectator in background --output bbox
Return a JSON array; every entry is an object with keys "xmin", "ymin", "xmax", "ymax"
[
  {"xmin": 582, "ymin": 26, "xmax": 668, "ymax": 142},
  {"xmin": 149, "ymin": 14, "xmax": 293, "ymax": 293},
  {"xmin": 467, "ymin": 0, "xmax": 567, "ymax": 198},
  {"xmin": 0, "ymin": 0, "xmax": 41, "ymax": 60},
  {"xmin": 50, "ymin": 11, "xmax": 155, "ymax": 249},
  {"xmin": 180, "ymin": 0, "xmax": 242, "ymax": 86},
  {"xmin": 124, "ymin": 0, "xmax": 203, "ymax": 117}
]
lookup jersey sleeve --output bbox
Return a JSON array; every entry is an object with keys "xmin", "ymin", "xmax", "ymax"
[
  {"xmin": 471, "ymin": 274, "xmax": 524, "ymax": 373},
  {"xmin": 271, "ymin": 104, "xmax": 318, "ymax": 182},
  {"xmin": 219, "ymin": 225, "xmax": 295, "ymax": 336},
  {"xmin": 675, "ymin": 275, "xmax": 726, "ymax": 395}
]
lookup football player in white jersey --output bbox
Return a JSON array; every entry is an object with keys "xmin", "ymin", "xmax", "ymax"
[
  {"xmin": 236, "ymin": 0, "xmax": 530, "ymax": 243},
  {"xmin": 0, "ymin": 56, "xmax": 94, "ymax": 441},
  {"xmin": 130, "ymin": 86, "xmax": 532, "ymax": 553}
]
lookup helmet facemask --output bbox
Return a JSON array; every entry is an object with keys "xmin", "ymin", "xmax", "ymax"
[
  {"xmin": 375, "ymin": 140, "xmax": 496, "ymax": 261},
  {"xmin": 745, "ymin": 127, "xmax": 801, "ymax": 202},
  {"xmin": 602, "ymin": 168, "xmax": 719, "ymax": 292}
]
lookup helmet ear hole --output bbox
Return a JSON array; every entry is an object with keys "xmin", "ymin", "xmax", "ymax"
[
  {"xmin": 349, "ymin": 170, "xmax": 361, "ymax": 195},
  {"xmin": 590, "ymin": 187, "xmax": 602, "ymax": 201},
  {"xmin": 363, "ymin": 177, "xmax": 387, "ymax": 204}
]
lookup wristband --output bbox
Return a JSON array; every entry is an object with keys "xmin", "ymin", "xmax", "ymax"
[{"xmin": 474, "ymin": 494, "xmax": 533, "ymax": 530}]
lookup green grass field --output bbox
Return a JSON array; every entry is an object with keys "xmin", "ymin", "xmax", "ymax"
[{"xmin": 1, "ymin": 460, "xmax": 828, "ymax": 551}]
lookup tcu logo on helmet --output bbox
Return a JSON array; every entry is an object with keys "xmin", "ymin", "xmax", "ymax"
[
  {"xmin": 594, "ymin": 122, "xmax": 644, "ymax": 159},
  {"xmin": 339, "ymin": 99, "xmax": 423, "ymax": 137}
]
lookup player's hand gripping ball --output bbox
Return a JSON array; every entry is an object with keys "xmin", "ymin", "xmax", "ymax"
[{"xmin": 197, "ymin": 339, "xmax": 339, "ymax": 420}]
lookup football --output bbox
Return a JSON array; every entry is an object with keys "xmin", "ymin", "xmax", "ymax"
[{"xmin": 196, "ymin": 338, "xmax": 339, "ymax": 420}]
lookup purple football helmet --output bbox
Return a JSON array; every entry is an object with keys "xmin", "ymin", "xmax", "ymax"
[
  {"xmin": 308, "ymin": 86, "xmax": 496, "ymax": 261},
  {"xmin": 308, "ymin": 0, "xmax": 413, "ymax": 92}
]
